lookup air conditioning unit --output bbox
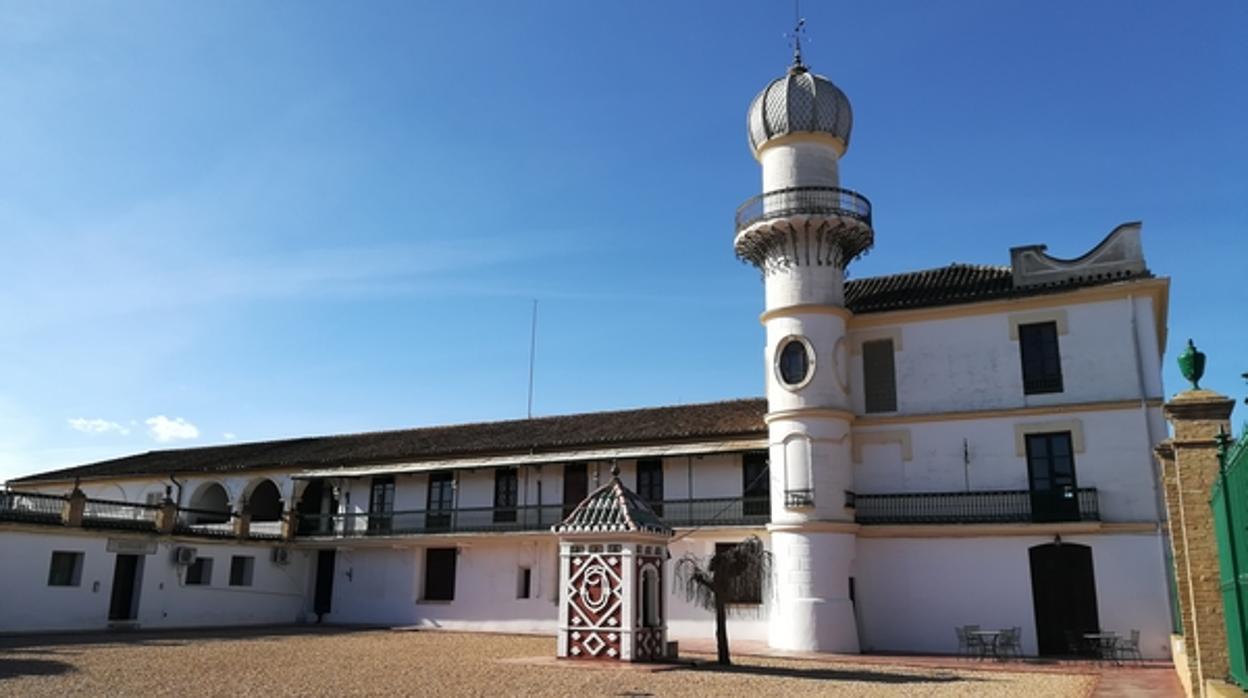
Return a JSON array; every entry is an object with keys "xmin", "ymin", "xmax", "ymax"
[
  {"xmin": 271, "ymin": 547, "xmax": 291, "ymax": 566},
  {"xmin": 173, "ymin": 546, "xmax": 197, "ymax": 566}
]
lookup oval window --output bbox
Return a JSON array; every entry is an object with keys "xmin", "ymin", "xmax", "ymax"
[{"xmin": 777, "ymin": 338, "xmax": 812, "ymax": 387}]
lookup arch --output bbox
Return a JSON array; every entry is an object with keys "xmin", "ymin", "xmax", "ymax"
[
  {"xmin": 186, "ymin": 481, "xmax": 231, "ymax": 524},
  {"xmin": 246, "ymin": 479, "xmax": 283, "ymax": 521}
]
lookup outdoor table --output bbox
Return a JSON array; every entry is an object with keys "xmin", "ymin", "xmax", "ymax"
[
  {"xmin": 967, "ymin": 630, "xmax": 1003, "ymax": 659},
  {"xmin": 1082, "ymin": 632, "xmax": 1119, "ymax": 663}
]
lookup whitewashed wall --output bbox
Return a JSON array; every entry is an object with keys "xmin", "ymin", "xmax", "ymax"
[
  {"xmin": 0, "ymin": 527, "xmax": 309, "ymax": 633},
  {"xmin": 320, "ymin": 531, "xmax": 772, "ymax": 643},
  {"xmin": 854, "ymin": 533, "xmax": 1172, "ymax": 659},
  {"xmin": 852, "ymin": 406, "xmax": 1165, "ymax": 521},
  {"xmin": 847, "ymin": 296, "xmax": 1164, "ymax": 415}
]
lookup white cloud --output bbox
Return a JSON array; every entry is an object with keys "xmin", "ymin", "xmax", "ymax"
[
  {"xmin": 145, "ymin": 416, "xmax": 199, "ymax": 443},
  {"xmin": 68, "ymin": 418, "xmax": 130, "ymax": 436},
  {"xmin": 222, "ymin": 432, "xmax": 237, "ymax": 440}
]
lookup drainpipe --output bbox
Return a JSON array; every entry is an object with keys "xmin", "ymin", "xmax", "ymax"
[{"xmin": 169, "ymin": 474, "xmax": 184, "ymax": 507}]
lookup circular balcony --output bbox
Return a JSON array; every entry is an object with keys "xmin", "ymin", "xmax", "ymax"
[{"xmin": 735, "ymin": 186, "xmax": 872, "ymax": 233}]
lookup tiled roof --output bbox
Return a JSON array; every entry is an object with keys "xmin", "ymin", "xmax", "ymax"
[
  {"xmin": 845, "ymin": 262, "xmax": 1152, "ymax": 314},
  {"xmin": 13, "ymin": 399, "xmax": 768, "ymax": 484},
  {"xmin": 553, "ymin": 469, "xmax": 672, "ymax": 536}
]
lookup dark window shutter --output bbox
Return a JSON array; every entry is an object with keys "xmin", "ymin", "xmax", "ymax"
[
  {"xmin": 1019, "ymin": 322, "xmax": 1064, "ymax": 394},
  {"xmin": 425, "ymin": 548, "xmax": 457, "ymax": 601},
  {"xmin": 862, "ymin": 339, "xmax": 897, "ymax": 413}
]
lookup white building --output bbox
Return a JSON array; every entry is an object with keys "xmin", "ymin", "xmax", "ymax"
[{"xmin": 1, "ymin": 54, "xmax": 1175, "ymax": 660}]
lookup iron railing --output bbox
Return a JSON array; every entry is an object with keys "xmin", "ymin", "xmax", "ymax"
[
  {"xmin": 174, "ymin": 506, "xmax": 236, "ymax": 538},
  {"xmin": 735, "ymin": 185, "xmax": 872, "ymax": 232},
  {"xmin": 785, "ymin": 489, "xmax": 815, "ymax": 508},
  {"xmin": 82, "ymin": 498, "xmax": 160, "ymax": 531},
  {"xmin": 0, "ymin": 491, "xmax": 66, "ymax": 524},
  {"xmin": 854, "ymin": 488, "xmax": 1100, "ymax": 525},
  {"xmin": 298, "ymin": 496, "xmax": 772, "ymax": 538}
]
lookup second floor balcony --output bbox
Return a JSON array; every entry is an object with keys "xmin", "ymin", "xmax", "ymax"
[
  {"xmin": 854, "ymin": 488, "xmax": 1101, "ymax": 525},
  {"xmin": 297, "ymin": 496, "xmax": 772, "ymax": 539}
]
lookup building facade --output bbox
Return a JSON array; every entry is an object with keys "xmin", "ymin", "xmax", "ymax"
[{"xmin": 1, "ymin": 57, "xmax": 1176, "ymax": 659}]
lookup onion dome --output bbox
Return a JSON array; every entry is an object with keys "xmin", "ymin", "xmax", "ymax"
[{"xmin": 747, "ymin": 65, "xmax": 853, "ymax": 156}]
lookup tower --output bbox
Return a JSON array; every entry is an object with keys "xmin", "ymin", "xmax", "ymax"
[{"xmin": 735, "ymin": 47, "xmax": 873, "ymax": 652}]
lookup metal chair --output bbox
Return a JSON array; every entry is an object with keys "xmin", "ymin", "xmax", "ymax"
[
  {"xmin": 998, "ymin": 626, "xmax": 1023, "ymax": 659},
  {"xmin": 1115, "ymin": 629, "xmax": 1142, "ymax": 663}
]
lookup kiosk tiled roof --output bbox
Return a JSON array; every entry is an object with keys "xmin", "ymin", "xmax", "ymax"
[{"xmin": 553, "ymin": 468, "xmax": 673, "ymax": 537}]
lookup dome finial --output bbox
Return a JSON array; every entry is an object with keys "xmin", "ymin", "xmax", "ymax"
[{"xmin": 787, "ymin": 2, "xmax": 808, "ymax": 74}]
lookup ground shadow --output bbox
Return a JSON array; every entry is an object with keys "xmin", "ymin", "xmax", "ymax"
[
  {"xmin": 681, "ymin": 662, "xmax": 982, "ymax": 685},
  {"xmin": 0, "ymin": 624, "xmax": 380, "ymax": 652},
  {"xmin": 0, "ymin": 657, "xmax": 75, "ymax": 680}
]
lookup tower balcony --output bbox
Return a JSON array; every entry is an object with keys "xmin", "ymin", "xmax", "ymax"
[
  {"xmin": 734, "ymin": 186, "xmax": 874, "ymax": 268},
  {"xmin": 735, "ymin": 185, "xmax": 872, "ymax": 233}
]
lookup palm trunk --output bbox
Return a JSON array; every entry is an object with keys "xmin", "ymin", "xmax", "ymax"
[{"xmin": 714, "ymin": 597, "xmax": 731, "ymax": 665}]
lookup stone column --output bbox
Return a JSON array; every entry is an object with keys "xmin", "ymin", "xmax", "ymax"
[
  {"xmin": 234, "ymin": 505, "xmax": 252, "ymax": 539},
  {"xmin": 1158, "ymin": 387, "xmax": 1236, "ymax": 694},
  {"xmin": 155, "ymin": 498, "xmax": 179, "ymax": 535},
  {"xmin": 62, "ymin": 487, "xmax": 87, "ymax": 527}
]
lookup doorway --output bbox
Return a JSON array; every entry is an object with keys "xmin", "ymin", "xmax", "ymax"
[
  {"xmin": 108, "ymin": 554, "xmax": 142, "ymax": 622},
  {"xmin": 1029, "ymin": 542, "xmax": 1100, "ymax": 655},
  {"xmin": 1025, "ymin": 432, "xmax": 1080, "ymax": 522},
  {"xmin": 314, "ymin": 549, "xmax": 336, "ymax": 621}
]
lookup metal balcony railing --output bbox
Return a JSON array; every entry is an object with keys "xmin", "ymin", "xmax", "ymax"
[
  {"xmin": 82, "ymin": 498, "xmax": 160, "ymax": 531},
  {"xmin": 735, "ymin": 186, "xmax": 872, "ymax": 233},
  {"xmin": 0, "ymin": 491, "xmax": 66, "ymax": 524},
  {"xmin": 784, "ymin": 489, "xmax": 815, "ymax": 508},
  {"xmin": 297, "ymin": 496, "xmax": 772, "ymax": 539},
  {"xmin": 854, "ymin": 488, "xmax": 1100, "ymax": 525}
]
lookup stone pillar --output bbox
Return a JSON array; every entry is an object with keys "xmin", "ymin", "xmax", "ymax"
[
  {"xmin": 1158, "ymin": 387, "xmax": 1236, "ymax": 694},
  {"xmin": 62, "ymin": 488, "xmax": 87, "ymax": 527},
  {"xmin": 155, "ymin": 498, "xmax": 179, "ymax": 535},
  {"xmin": 234, "ymin": 507, "xmax": 252, "ymax": 539},
  {"xmin": 281, "ymin": 509, "xmax": 299, "ymax": 541}
]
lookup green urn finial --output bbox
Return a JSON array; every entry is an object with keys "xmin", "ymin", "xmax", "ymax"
[{"xmin": 1177, "ymin": 338, "xmax": 1206, "ymax": 390}]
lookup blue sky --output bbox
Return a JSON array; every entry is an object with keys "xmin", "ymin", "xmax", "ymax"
[{"xmin": 1, "ymin": 1, "xmax": 1244, "ymax": 481}]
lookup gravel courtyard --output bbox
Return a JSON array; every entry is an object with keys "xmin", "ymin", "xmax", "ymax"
[{"xmin": 0, "ymin": 626, "xmax": 1098, "ymax": 697}]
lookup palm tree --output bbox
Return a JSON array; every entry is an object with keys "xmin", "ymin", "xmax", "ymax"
[{"xmin": 674, "ymin": 535, "xmax": 772, "ymax": 665}]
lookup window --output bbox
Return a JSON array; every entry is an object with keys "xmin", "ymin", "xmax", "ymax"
[
  {"xmin": 368, "ymin": 475, "xmax": 395, "ymax": 534},
  {"xmin": 144, "ymin": 491, "xmax": 164, "ymax": 506},
  {"xmin": 742, "ymin": 451, "xmax": 770, "ymax": 516},
  {"xmin": 714, "ymin": 542, "xmax": 762, "ymax": 604},
  {"xmin": 1025, "ymin": 432, "xmax": 1080, "ymax": 522},
  {"xmin": 862, "ymin": 338, "xmax": 897, "ymax": 413},
  {"xmin": 426, "ymin": 472, "xmax": 454, "ymax": 530},
  {"xmin": 777, "ymin": 337, "xmax": 813, "ymax": 387},
  {"xmin": 1019, "ymin": 321, "xmax": 1063, "ymax": 394},
  {"xmin": 229, "ymin": 556, "xmax": 254, "ymax": 587},
  {"xmin": 516, "ymin": 566, "xmax": 532, "ymax": 599},
  {"xmin": 186, "ymin": 557, "xmax": 213, "ymax": 586},
  {"xmin": 424, "ymin": 547, "xmax": 457, "ymax": 601},
  {"xmin": 562, "ymin": 463, "xmax": 588, "ymax": 518},
  {"xmin": 636, "ymin": 459, "xmax": 664, "ymax": 516},
  {"xmin": 494, "ymin": 468, "xmax": 518, "ymax": 523},
  {"xmin": 47, "ymin": 551, "xmax": 83, "ymax": 587}
]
